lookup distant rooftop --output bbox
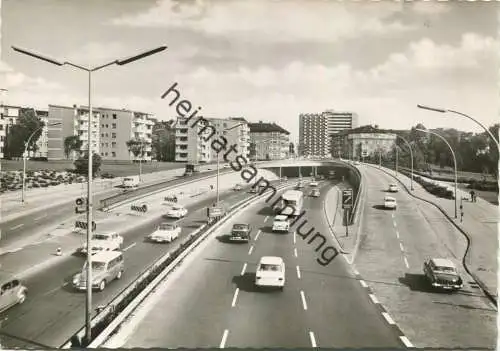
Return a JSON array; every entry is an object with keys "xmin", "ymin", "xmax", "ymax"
[{"xmin": 249, "ymin": 122, "xmax": 290, "ymax": 135}]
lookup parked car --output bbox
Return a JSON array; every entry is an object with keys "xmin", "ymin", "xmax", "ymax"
[
  {"xmin": 310, "ymin": 189, "xmax": 320, "ymax": 197},
  {"xmin": 255, "ymin": 256, "xmax": 285, "ymax": 290},
  {"xmin": 423, "ymin": 258, "xmax": 463, "ymax": 291},
  {"xmin": 81, "ymin": 232, "xmax": 123, "ymax": 254},
  {"xmin": 384, "ymin": 196, "xmax": 397, "ymax": 209},
  {"xmin": 272, "ymin": 215, "xmax": 290, "ymax": 233},
  {"xmin": 165, "ymin": 205, "xmax": 188, "ymax": 219},
  {"xmin": 229, "ymin": 223, "xmax": 252, "ymax": 242},
  {"xmin": 0, "ymin": 274, "xmax": 28, "ymax": 312},
  {"xmin": 148, "ymin": 222, "xmax": 181, "ymax": 243},
  {"xmin": 388, "ymin": 184, "xmax": 398, "ymax": 192}
]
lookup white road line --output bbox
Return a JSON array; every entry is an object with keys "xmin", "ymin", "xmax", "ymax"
[
  {"xmin": 255, "ymin": 230, "xmax": 261, "ymax": 240},
  {"xmin": 399, "ymin": 336, "xmax": 414, "ymax": 348},
  {"xmin": 352, "ymin": 267, "xmax": 359, "ymax": 275},
  {"xmin": 309, "ymin": 331, "xmax": 317, "ymax": 347},
  {"xmin": 248, "ymin": 245, "xmax": 254, "ymax": 255},
  {"xmin": 393, "ymin": 221, "xmax": 397, "ymax": 227},
  {"xmin": 240, "ymin": 263, "xmax": 247, "ymax": 276},
  {"xmin": 34, "ymin": 214, "xmax": 46, "ymax": 221},
  {"xmin": 294, "ymin": 248, "xmax": 298, "ymax": 257},
  {"xmin": 293, "ymin": 231, "xmax": 296, "ymax": 244},
  {"xmin": 368, "ymin": 294, "xmax": 380, "ymax": 304},
  {"xmin": 220, "ymin": 329, "xmax": 229, "ymax": 348},
  {"xmin": 231, "ymin": 288, "xmax": 239, "ymax": 307},
  {"xmin": 382, "ymin": 312, "xmax": 396, "ymax": 325},
  {"xmin": 403, "ymin": 256, "xmax": 409, "ymax": 268},
  {"xmin": 395, "ymin": 231, "xmax": 400, "ymax": 239},
  {"xmin": 391, "ymin": 212, "xmax": 395, "ymax": 218},
  {"xmin": 360, "ymin": 280, "xmax": 368, "ymax": 288},
  {"xmin": 296, "ymin": 265, "xmax": 301, "ymax": 279},
  {"xmin": 9, "ymin": 224, "xmax": 24, "ymax": 230},
  {"xmin": 300, "ymin": 290, "xmax": 308, "ymax": 310},
  {"xmin": 264, "ymin": 216, "xmax": 269, "ymax": 222},
  {"xmin": 123, "ymin": 242, "xmax": 136, "ymax": 252},
  {"xmin": 399, "ymin": 242, "xmax": 405, "ymax": 252}
]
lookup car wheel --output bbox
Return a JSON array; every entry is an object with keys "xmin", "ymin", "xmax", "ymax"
[
  {"xmin": 116, "ymin": 270, "xmax": 123, "ymax": 280},
  {"xmin": 98, "ymin": 280, "xmax": 106, "ymax": 291},
  {"xmin": 18, "ymin": 291, "xmax": 26, "ymax": 304}
]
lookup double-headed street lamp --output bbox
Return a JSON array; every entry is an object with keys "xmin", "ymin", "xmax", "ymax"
[
  {"xmin": 417, "ymin": 104, "xmax": 500, "ymax": 153},
  {"xmin": 12, "ymin": 44, "xmax": 167, "ymax": 345},
  {"xmin": 416, "ymin": 128, "xmax": 458, "ymax": 219},
  {"xmin": 22, "ymin": 122, "xmax": 62, "ymax": 204}
]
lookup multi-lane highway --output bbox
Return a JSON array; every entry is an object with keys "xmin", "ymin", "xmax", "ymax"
[
  {"xmin": 111, "ymin": 182, "xmax": 406, "ymax": 349},
  {"xmin": 0, "ymin": 182, "xmax": 261, "ymax": 349}
]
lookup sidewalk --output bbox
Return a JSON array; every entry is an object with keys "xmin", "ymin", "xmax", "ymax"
[{"xmin": 372, "ymin": 164, "xmax": 498, "ymax": 301}]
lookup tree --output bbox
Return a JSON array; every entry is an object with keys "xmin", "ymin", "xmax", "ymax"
[
  {"xmin": 4, "ymin": 108, "xmax": 44, "ymax": 158},
  {"xmin": 126, "ymin": 138, "xmax": 149, "ymax": 161},
  {"xmin": 64, "ymin": 135, "xmax": 83, "ymax": 160},
  {"xmin": 289, "ymin": 142, "xmax": 295, "ymax": 156},
  {"xmin": 74, "ymin": 152, "xmax": 102, "ymax": 177},
  {"xmin": 249, "ymin": 142, "xmax": 257, "ymax": 160},
  {"xmin": 152, "ymin": 120, "xmax": 175, "ymax": 161}
]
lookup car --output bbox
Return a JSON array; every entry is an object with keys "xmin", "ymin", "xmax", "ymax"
[
  {"xmin": 296, "ymin": 181, "xmax": 304, "ymax": 189},
  {"xmin": 148, "ymin": 222, "xmax": 181, "ymax": 243},
  {"xmin": 0, "ymin": 273, "xmax": 28, "ymax": 312},
  {"xmin": 272, "ymin": 215, "xmax": 290, "ymax": 233},
  {"xmin": 249, "ymin": 186, "xmax": 258, "ymax": 194},
  {"xmin": 310, "ymin": 180, "xmax": 318, "ymax": 187},
  {"xmin": 388, "ymin": 184, "xmax": 398, "ymax": 192},
  {"xmin": 255, "ymin": 256, "xmax": 285, "ymax": 290},
  {"xmin": 165, "ymin": 205, "xmax": 188, "ymax": 219},
  {"xmin": 353, "ymin": 161, "xmax": 360, "ymax": 165},
  {"xmin": 384, "ymin": 196, "xmax": 397, "ymax": 209},
  {"xmin": 310, "ymin": 189, "xmax": 320, "ymax": 197},
  {"xmin": 81, "ymin": 232, "xmax": 123, "ymax": 254},
  {"xmin": 229, "ymin": 223, "xmax": 252, "ymax": 242},
  {"xmin": 282, "ymin": 176, "xmax": 288, "ymax": 181},
  {"xmin": 423, "ymin": 258, "xmax": 463, "ymax": 291},
  {"xmin": 233, "ymin": 184, "xmax": 243, "ymax": 191},
  {"xmin": 73, "ymin": 251, "xmax": 124, "ymax": 292}
]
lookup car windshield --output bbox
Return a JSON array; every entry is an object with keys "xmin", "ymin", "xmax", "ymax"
[
  {"xmin": 385, "ymin": 198, "xmax": 396, "ymax": 202},
  {"xmin": 233, "ymin": 224, "xmax": 248, "ymax": 230},
  {"xmin": 259, "ymin": 264, "xmax": 281, "ymax": 272},
  {"xmin": 93, "ymin": 234, "xmax": 110, "ymax": 240},
  {"xmin": 171, "ymin": 206, "xmax": 182, "ymax": 211},
  {"xmin": 160, "ymin": 224, "xmax": 174, "ymax": 230},
  {"xmin": 84, "ymin": 261, "xmax": 106, "ymax": 270},
  {"xmin": 435, "ymin": 266, "xmax": 456, "ymax": 273},
  {"xmin": 275, "ymin": 216, "xmax": 287, "ymax": 222}
]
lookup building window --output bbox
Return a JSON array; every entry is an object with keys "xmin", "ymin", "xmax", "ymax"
[
  {"xmin": 112, "ymin": 123, "xmax": 116, "ymax": 129},
  {"xmin": 113, "ymin": 114, "xmax": 117, "ymax": 119},
  {"xmin": 106, "ymin": 124, "xmax": 109, "ymax": 128},
  {"xmin": 112, "ymin": 151, "xmax": 116, "ymax": 157},
  {"xmin": 112, "ymin": 133, "xmax": 116, "ymax": 138},
  {"xmin": 101, "ymin": 133, "xmax": 104, "ymax": 137},
  {"xmin": 112, "ymin": 142, "xmax": 116, "ymax": 148}
]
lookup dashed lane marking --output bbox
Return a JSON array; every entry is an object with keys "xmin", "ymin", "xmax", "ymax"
[
  {"xmin": 369, "ymin": 294, "xmax": 380, "ymax": 304},
  {"xmin": 393, "ymin": 221, "xmax": 397, "ymax": 227},
  {"xmin": 404, "ymin": 256, "xmax": 409, "ymax": 269},
  {"xmin": 382, "ymin": 312, "xmax": 396, "ymax": 325},
  {"xmin": 293, "ymin": 231, "xmax": 296, "ymax": 244},
  {"xmin": 9, "ymin": 224, "xmax": 24, "ymax": 230},
  {"xmin": 309, "ymin": 331, "xmax": 317, "ymax": 348},
  {"xmin": 220, "ymin": 329, "xmax": 229, "ymax": 348},
  {"xmin": 360, "ymin": 280, "xmax": 368, "ymax": 288},
  {"xmin": 34, "ymin": 214, "xmax": 47, "ymax": 221},
  {"xmin": 264, "ymin": 216, "xmax": 269, "ymax": 222},
  {"xmin": 294, "ymin": 248, "xmax": 298, "ymax": 257},
  {"xmin": 255, "ymin": 230, "xmax": 261, "ymax": 240},
  {"xmin": 300, "ymin": 290, "xmax": 308, "ymax": 310},
  {"xmin": 123, "ymin": 242, "xmax": 136, "ymax": 252},
  {"xmin": 395, "ymin": 231, "xmax": 400, "ymax": 239},
  {"xmin": 231, "ymin": 288, "xmax": 239, "ymax": 307},
  {"xmin": 399, "ymin": 243, "xmax": 405, "ymax": 252},
  {"xmin": 248, "ymin": 245, "xmax": 254, "ymax": 255},
  {"xmin": 352, "ymin": 267, "xmax": 359, "ymax": 275},
  {"xmin": 400, "ymin": 336, "xmax": 414, "ymax": 348},
  {"xmin": 240, "ymin": 263, "xmax": 247, "ymax": 276},
  {"xmin": 391, "ymin": 212, "xmax": 395, "ymax": 218},
  {"xmin": 296, "ymin": 265, "xmax": 301, "ymax": 279}
]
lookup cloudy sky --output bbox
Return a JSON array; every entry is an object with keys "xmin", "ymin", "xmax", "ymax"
[{"xmin": 0, "ymin": 0, "xmax": 498, "ymax": 143}]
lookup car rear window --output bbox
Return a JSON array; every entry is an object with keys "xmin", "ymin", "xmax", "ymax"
[
  {"xmin": 233, "ymin": 224, "xmax": 248, "ymax": 230},
  {"xmin": 259, "ymin": 264, "xmax": 281, "ymax": 272},
  {"xmin": 160, "ymin": 224, "xmax": 174, "ymax": 230}
]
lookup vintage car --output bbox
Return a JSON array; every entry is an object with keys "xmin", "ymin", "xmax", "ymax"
[
  {"xmin": 310, "ymin": 189, "xmax": 320, "ymax": 197},
  {"xmin": 272, "ymin": 215, "xmax": 290, "ymax": 233},
  {"xmin": 233, "ymin": 184, "xmax": 243, "ymax": 191},
  {"xmin": 81, "ymin": 232, "xmax": 123, "ymax": 254},
  {"xmin": 165, "ymin": 205, "xmax": 188, "ymax": 219},
  {"xmin": 384, "ymin": 196, "xmax": 397, "ymax": 210},
  {"xmin": 296, "ymin": 181, "xmax": 305, "ymax": 189},
  {"xmin": 423, "ymin": 258, "xmax": 463, "ymax": 291},
  {"xmin": 310, "ymin": 180, "xmax": 319, "ymax": 187},
  {"xmin": 255, "ymin": 256, "xmax": 285, "ymax": 290},
  {"xmin": 229, "ymin": 223, "xmax": 252, "ymax": 242},
  {"xmin": 0, "ymin": 273, "xmax": 28, "ymax": 312},
  {"xmin": 148, "ymin": 222, "xmax": 181, "ymax": 243},
  {"xmin": 388, "ymin": 184, "xmax": 399, "ymax": 193}
]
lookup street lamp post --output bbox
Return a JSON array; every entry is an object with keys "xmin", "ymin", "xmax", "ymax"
[
  {"xmin": 417, "ymin": 104, "xmax": 500, "ymax": 153},
  {"xmin": 12, "ymin": 45, "xmax": 167, "ymax": 345},
  {"xmin": 22, "ymin": 122, "xmax": 61, "ymax": 204},
  {"xmin": 394, "ymin": 135, "xmax": 414, "ymax": 191},
  {"xmin": 416, "ymin": 128, "xmax": 458, "ymax": 218}
]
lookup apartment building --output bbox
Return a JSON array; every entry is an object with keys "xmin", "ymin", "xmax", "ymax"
[
  {"xmin": 34, "ymin": 110, "xmax": 49, "ymax": 158},
  {"xmin": 299, "ymin": 110, "xmax": 358, "ymax": 157},
  {"xmin": 332, "ymin": 129, "xmax": 397, "ymax": 159},
  {"xmin": 47, "ymin": 104, "xmax": 154, "ymax": 161},
  {"xmin": 248, "ymin": 122, "xmax": 290, "ymax": 160},
  {"xmin": 0, "ymin": 104, "xmax": 21, "ymax": 159},
  {"xmin": 174, "ymin": 116, "xmax": 250, "ymax": 163}
]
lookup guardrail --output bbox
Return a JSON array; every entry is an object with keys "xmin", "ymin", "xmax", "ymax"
[{"xmin": 61, "ymin": 180, "xmax": 293, "ymax": 348}]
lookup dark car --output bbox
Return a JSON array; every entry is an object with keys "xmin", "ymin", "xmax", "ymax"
[
  {"xmin": 423, "ymin": 258, "xmax": 463, "ymax": 291},
  {"xmin": 229, "ymin": 223, "xmax": 252, "ymax": 242}
]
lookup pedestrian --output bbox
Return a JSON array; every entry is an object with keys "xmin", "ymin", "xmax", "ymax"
[{"xmin": 470, "ymin": 190, "xmax": 476, "ymax": 202}]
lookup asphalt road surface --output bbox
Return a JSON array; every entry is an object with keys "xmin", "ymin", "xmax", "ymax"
[
  {"xmin": 0, "ymin": 169, "xmax": 229, "ymax": 250},
  {"xmin": 0, "ymin": 183, "xmax": 258, "ymax": 349},
  {"xmin": 118, "ymin": 182, "xmax": 405, "ymax": 349}
]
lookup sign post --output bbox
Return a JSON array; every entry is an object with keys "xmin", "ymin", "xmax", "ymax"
[{"xmin": 342, "ymin": 189, "xmax": 353, "ymax": 237}]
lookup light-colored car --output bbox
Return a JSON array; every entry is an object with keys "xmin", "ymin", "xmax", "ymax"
[
  {"xmin": 310, "ymin": 189, "xmax": 320, "ymax": 197},
  {"xmin": 272, "ymin": 215, "xmax": 290, "ymax": 233},
  {"xmin": 353, "ymin": 161, "xmax": 360, "ymax": 165},
  {"xmin": 423, "ymin": 258, "xmax": 463, "ymax": 291},
  {"xmin": 388, "ymin": 184, "xmax": 398, "ymax": 193},
  {"xmin": 296, "ymin": 181, "xmax": 304, "ymax": 189},
  {"xmin": 165, "ymin": 205, "xmax": 188, "ymax": 219},
  {"xmin": 384, "ymin": 196, "xmax": 397, "ymax": 209},
  {"xmin": 310, "ymin": 180, "xmax": 318, "ymax": 187},
  {"xmin": 233, "ymin": 184, "xmax": 243, "ymax": 191},
  {"xmin": 81, "ymin": 232, "xmax": 123, "ymax": 254},
  {"xmin": 0, "ymin": 274, "xmax": 28, "ymax": 312},
  {"xmin": 148, "ymin": 222, "xmax": 181, "ymax": 243},
  {"xmin": 73, "ymin": 251, "xmax": 124, "ymax": 292},
  {"xmin": 255, "ymin": 256, "xmax": 285, "ymax": 290}
]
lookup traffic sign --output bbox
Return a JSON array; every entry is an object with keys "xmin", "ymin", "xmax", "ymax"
[
  {"xmin": 342, "ymin": 189, "xmax": 353, "ymax": 209},
  {"xmin": 209, "ymin": 206, "xmax": 225, "ymax": 218}
]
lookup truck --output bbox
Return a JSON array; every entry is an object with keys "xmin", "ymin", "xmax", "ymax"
[
  {"xmin": 122, "ymin": 176, "xmax": 139, "ymax": 188},
  {"xmin": 279, "ymin": 190, "xmax": 304, "ymax": 217},
  {"xmin": 184, "ymin": 163, "xmax": 200, "ymax": 176}
]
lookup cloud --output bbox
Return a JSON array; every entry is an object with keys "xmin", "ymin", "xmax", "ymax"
[
  {"xmin": 411, "ymin": 1, "xmax": 452, "ymax": 16},
  {"xmin": 108, "ymin": 0, "xmax": 416, "ymax": 42},
  {"xmin": 65, "ymin": 41, "xmax": 132, "ymax": 67}
]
